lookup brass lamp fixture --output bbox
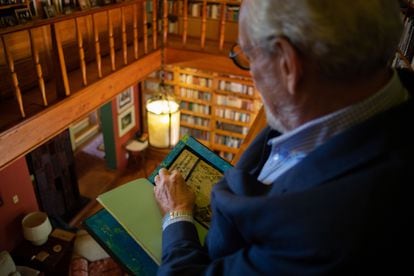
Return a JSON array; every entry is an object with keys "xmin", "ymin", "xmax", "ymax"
[{"xmin": 145, "ymin": 0, "xmax": 180, "ymax": 148}]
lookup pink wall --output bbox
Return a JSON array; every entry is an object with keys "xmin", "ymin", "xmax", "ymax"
[
  {"xmin": 0, "ymin": 157, "xmax": 39, "ymax": 251},
  {"xmin": 113, "ymin": 85, "xmax": 141, "ymax": 170}
]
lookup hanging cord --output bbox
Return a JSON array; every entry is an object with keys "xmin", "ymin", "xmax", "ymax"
[{"xmin": 159, "ymin": 0, "xmax": 174, "ymax": 147}]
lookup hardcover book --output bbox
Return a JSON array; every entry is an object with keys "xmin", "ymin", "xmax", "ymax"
[{"xmin": 96, "ymin": 135, "xmax": 233, "ymax": 265}]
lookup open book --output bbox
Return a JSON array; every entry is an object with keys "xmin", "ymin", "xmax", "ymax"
[{"xmin": 97, "ymin": 135, "xmax": 233, "ymax": 265}]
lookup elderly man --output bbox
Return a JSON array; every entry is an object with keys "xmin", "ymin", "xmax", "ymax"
[{"xmin": 154, "ymin": 0, "xmax": 414, "ymax": 274}]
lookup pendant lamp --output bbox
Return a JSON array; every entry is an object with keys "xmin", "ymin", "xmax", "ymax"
[{"xmin": 146, "ymin": 0, "xmax": 180, "ymax": 148}]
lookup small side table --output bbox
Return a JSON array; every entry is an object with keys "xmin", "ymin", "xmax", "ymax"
[
  {"xmin": 12, "ymin": 229, "xmax": 74, "ymax": 275},
  {"xmin": 125, "ymin": 139, "xmax": 148, "ymax": 176}
]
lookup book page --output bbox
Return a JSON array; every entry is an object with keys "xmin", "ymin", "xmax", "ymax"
[
  {"xmin": 169, "ymin": 149, "xmax": 223, "ymax": 228},
  {"xmin": 97, "ymin": 178, "xmax": 208, "ymax": 265}
]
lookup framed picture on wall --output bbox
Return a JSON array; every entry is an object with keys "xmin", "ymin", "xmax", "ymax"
[
  {"xmin": 117, "ymin": 87, "xmax": 134, "ymax": 114},
  {"xmin": 118, "ymin": 105, "xmax": 136, "ymax": 137}
]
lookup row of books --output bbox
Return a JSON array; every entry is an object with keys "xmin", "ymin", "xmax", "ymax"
[
  {"xmin": 0, "ymin": 0, "xmax": 26, "ymax": 4},
  {"xmin": 180, "ymin": 126, "xmax": 210, "ymax": 141},
  {"xmin": 180, "ymin": 101, "xmax": 211, "ymax": 114},
  {"xmin": 218, "ymin": 151, "xmax": 235, "ymax": 161},
  {"xmin": 188, "ymin": 3, "xmax": 220, "ymax": 19},
  {"xmin": 216, "ymin": 122, "xmax": 249, "ymax": 135},
  {"xmin": 162, "ymin": 71, "xmax": 174, "ymax": 81},
  {"xmin": 170, "ymin": 1, "xmax": 239, "ymax": 21},
  {"xmin": 179, "ymin": 87, "xmax": 212, "ymax": 101},
  {"xmin": 215, "ymin": 134, "xmax": 242, "ymax": 148},
  {"xmin": 181, "ymin": 114, "xmax": 210, "ymax": 127},
  {"xmin": 218, "ymin": 80, "xmax": 255, "ymax": 96},
  {"xmin": 215, "ymin": 108, "xmax": 251, "ymax": 123},
  {"xmin": 216, "ymin": 95, "xmax": 256, "ymax": 111},
  {"xmin": 179, "ymin": 74, "xmax": 213, "ymax": 87}
]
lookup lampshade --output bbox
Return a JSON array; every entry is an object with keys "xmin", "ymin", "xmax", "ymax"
[
  {"xmin": 146, "ymin": 95, "xmax": 180, "ymax": 148},
  {"xmin": 22, "ymin": 212, "xmax": 52, "ymax": 246}
]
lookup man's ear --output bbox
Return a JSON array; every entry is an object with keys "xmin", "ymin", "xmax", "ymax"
[{"xmin": 272, "ymin": 37, "xmax": 303, "ymax": 96}]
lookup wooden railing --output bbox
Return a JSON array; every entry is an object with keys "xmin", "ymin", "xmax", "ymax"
[{"xmin": 0, "ymin": 0, "xmax": 242, "ymax": 169}]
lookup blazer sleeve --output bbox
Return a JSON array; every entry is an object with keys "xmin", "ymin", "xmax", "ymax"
[{"xmin": 158, "ymin": 220, "xmax": 272, "ymax": 275}]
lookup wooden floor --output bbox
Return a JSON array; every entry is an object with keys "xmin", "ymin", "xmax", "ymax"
[{"xmin": 69, "ymin": 138, "xmax": 165, "ymax": 230}]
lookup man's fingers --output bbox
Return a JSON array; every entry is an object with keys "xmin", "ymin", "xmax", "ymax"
[{"xmin": 159, "ymin": 168, "xmax": 169, "ymax": 176}]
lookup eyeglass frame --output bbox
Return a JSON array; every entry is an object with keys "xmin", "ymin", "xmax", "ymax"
[{"xmin": 229, "ymin": 43, "xmax": 250, "ymax": 71}]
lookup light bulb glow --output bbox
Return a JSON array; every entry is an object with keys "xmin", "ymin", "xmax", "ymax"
[{"xmin": 146, "ymin": 99, "xmax": 180, "ymax": 148}]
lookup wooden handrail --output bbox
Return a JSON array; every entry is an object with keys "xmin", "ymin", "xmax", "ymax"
[{"xmin": 0, "ymin": 1, "xmax": 145, "ymax": 36}]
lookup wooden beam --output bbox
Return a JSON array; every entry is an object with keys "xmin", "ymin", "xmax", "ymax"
[
  {"xmin": 165, "ymin": 48, "xmax": 251, "ymax": 78},
  {"xmin": 0, "ymin": 51, "xmax": 161, "ymax": 170}
]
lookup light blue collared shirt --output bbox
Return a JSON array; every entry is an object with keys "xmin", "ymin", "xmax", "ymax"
[{"xmin": 258, "ymin": 71, "xmax": 410, "ymax": 184}]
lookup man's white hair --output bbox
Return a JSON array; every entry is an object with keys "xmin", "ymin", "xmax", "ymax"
[{"xmin": 242, "ymin": 0, "xmax": 403, "ymax": 80}]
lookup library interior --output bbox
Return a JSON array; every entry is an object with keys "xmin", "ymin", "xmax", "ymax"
[{"xmin": 0, "ymin": 0, "xmax": 413, "ymax": 274}]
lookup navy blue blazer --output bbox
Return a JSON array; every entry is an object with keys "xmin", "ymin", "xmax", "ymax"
[{"xmin": 158, "ymin": 70, "xmax": 414, "ymax": 275}]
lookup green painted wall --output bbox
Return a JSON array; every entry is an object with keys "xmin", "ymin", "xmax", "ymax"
[{"xmin": 100, "ymin": 102, "xmax": 117, "ymax": 169}]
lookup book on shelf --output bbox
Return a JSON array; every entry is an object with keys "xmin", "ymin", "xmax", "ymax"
[{"xmin": 96, "ymin": 135, "xmax": 233, "ymax": 265}]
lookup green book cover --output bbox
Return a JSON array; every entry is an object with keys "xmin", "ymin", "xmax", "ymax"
[{"xmin": 97, "ymin": 135, "xmax": 233, "ymax": 265}]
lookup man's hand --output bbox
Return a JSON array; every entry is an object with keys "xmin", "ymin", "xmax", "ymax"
[{"xmin": 154, "ymin": 168, "xmax": 196, "ymax": 216}]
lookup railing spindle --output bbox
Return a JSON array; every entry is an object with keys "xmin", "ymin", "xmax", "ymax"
[
  {"xmin": 201, "ymin": 0, "xmax": 207, "ymax": 49},
  {"xmin": 163, "ymin": 0, "xmax": 168, "ymax": 44},
  {"xmin": 143, "ymin": 0, "xmax": 149, "ymax": 54},
  {"xmin": 52, "ymin": 23, "xmax": 70, "ymax": 96},
  {"xmin": 133, "ymin": 3, "xmax": 139, "ymax": 59},
  {"xmin": 29, "ymin": 29, "xmax": 47, "ymax": 106},
  {"xmin": 182, "ymin": 0, "xmax": 188, "ymax": 46},
  {"xmin": 92, "ymin": 14, "xmax": 103, "ymax": 78},
  {"xmin": 108, "ymin": 10, "xmax": 116, "ymax": 71},
  {"xmin": 121, "ymin": 7, "xmax": 128, "ymax": 65},
  {"xmin": 219, "ymin": 3, "xmax": 227, "ymax": 51},
  {"xmin": 75, "ymin": 17, "xmax": 87, "ymax": 86},
  {"xmin": 152, "ymin": 0, "xmax": 157, "ymax": 49},
  {"xmin": 1, "ymin": 36, "xmax": 25, "ymax": 118}
]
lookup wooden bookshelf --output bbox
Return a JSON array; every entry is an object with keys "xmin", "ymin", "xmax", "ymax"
[
  {"xmin": 165, "ymin": 0, "xmax": 240, "ymax": 47},
  {"xmin": 141, "ymin": 65, "xmax": 262, "ymax": 162}
]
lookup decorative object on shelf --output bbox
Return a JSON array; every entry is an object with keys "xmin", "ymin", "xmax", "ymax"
[
  {"xmin": 89, "ymin": 0, "xmax": 99, "ymax": 7},
  {"xmin": 78, "ymin": 0, "xmax": 91, "ymax": 10},
  {"xmin": 22, "ymin": 212, "xmax": 53, "ymax": 246},
  {"xmin": 0, "ymin": 14, "xmax": 17, "ymax": 27},
  {"xmin": 117, "ymin": 86, "xmax": 134, "ymax": 113},
  {"xmin": 100, "ymin": 0, "xmax": 112, "ymax": 6},
  {"xmin": 146, "ymin": 0, "xmax": 180, "ymax": 148},
  {"xmin": 118, "ymin": 105, "xmax": 136, "ymax": 137},
  {"xmin": 14, "ymin": 7, "xmax": 32, "ymax": 24},
  {"xmin": 43, "ymin": 4, "xmax": 57, "ymax": 18}
]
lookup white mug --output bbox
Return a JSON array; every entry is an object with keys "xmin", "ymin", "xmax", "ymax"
[{"xmin": 22, "ymin": 212, "xmax": 52, "ymax": 246}]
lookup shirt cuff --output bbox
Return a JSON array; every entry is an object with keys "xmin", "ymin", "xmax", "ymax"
[{"xmin": 162, "ymin": 211, "xmax": 194, "ymax": 230}]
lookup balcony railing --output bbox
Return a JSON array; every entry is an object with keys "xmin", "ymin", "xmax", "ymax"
[{"xmin": 0, "ymin": 0, "xmax": 241, "ymax": 169}]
